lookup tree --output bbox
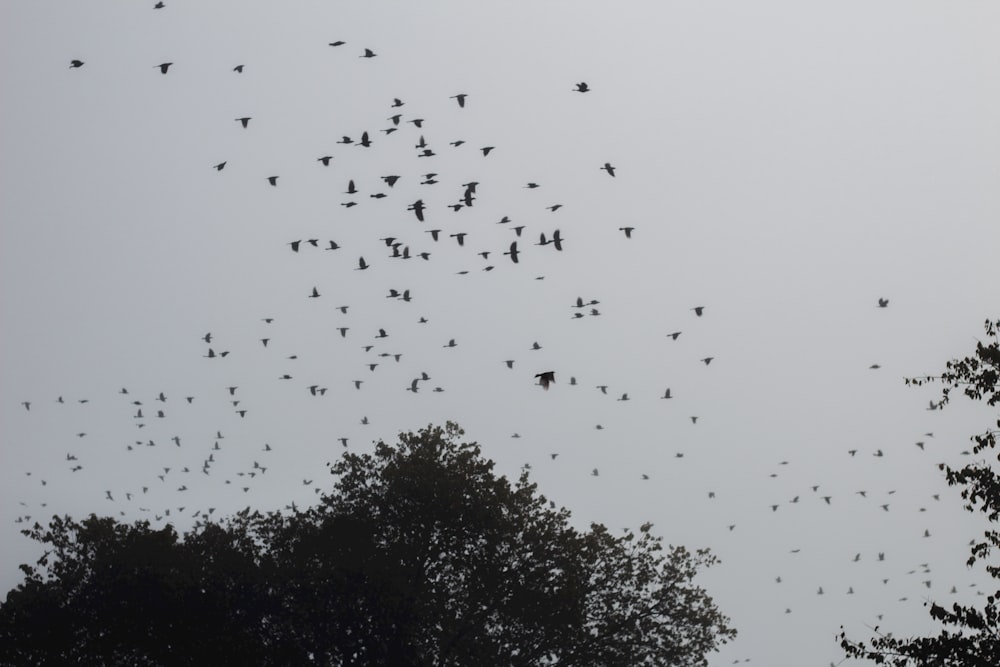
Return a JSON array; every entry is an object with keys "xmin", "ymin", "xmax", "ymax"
[
  {"xmin": 1, "ymin": 422, "xmax": 735, "ymax": 666},
  {"xmin": 840, "ymin": 319, "xmax": 1000, "ymax": 666}
]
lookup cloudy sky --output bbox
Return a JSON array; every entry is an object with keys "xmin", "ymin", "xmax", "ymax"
[{"xmin": 2, "ymin": 2, "xmax": 999, "ymax": 665}]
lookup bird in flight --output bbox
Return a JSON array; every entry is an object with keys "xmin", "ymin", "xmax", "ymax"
[
  {"xmin": 574, "ymin": 82, "xmax": 590, "ymax": 92},
  {"xmin": 504, "ymin": 241, "xmax": 520, "ymax": 263},
  {"xmin": 619, "ymin": 227, "xmax": 634, "ymax": 238},
  {"xmin": 155, "ymin": 62, "xmax": 173, "ymax": 74},
  {"xmin": 329, "ymin": 41, "xmax": 345, "ymax": 47},
  {"xmin": 213, "ymin": 161, "xmax": 226, "ymax": 171},
  {"xmin": 451, "ymin": 93, "xmax": 468, "ymax": 107},
  {"xmin": 691, "ymin": 306, "xmax": 705, "ymax": 316},
  {"xmin": 360, "ymin": 48, "xmax": 376, "ymax": 58},
  {"xmin": 601, "ymin": 163, "xmax": 616, "ymax": 177},
  {"xmin": 317, "ymin": 156, "xmax": 333, "ymax": 166},
  {"xmin": 69, "ymin": 60, "xmax": 84, "ymax": 68},
  {"xmin": 233, "ymin": 64, "xmax": 244, "ymax": 73},
  {"xmin": 235, "ymin": 117, "xmax": 251, "ymax": 128},
  {"xmin": 878, "ymin": 298, "xmax": 889, "ymax": 308},
  {"xmin": 356, "ymin": 256, "xmax": 369, "ymax": 270},
  {"xmin": 267, "ymin": 176, "xmax": 278, "ymax": 186},
  {"xmin": 536, "ymin": 371, "xmax": 555, "ymax": 390}
]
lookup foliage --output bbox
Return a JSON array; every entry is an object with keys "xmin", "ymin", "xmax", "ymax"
[
  {"xmin": 1, "ymin": 422, "xmax": 735, "ymax": 666},
  {"xmin": 839, "ymin": 319, "xmax": 1000, "ymax": 666}
]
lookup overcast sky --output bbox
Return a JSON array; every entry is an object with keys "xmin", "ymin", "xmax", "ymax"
[{"xmin": 2, "ymin": 2, "xmax": 999, "ymax": 665}]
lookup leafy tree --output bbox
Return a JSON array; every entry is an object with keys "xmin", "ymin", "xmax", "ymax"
[
  {"xmin": 1, "ymin": 422, "xmax": 735, "ymax": 666},
  {"xmin": 840, "ymin": 319, "xmax": 1000, "ymax": 666}
]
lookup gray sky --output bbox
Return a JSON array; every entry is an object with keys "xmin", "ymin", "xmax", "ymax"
[{"xmin": 2, "ymin": 2, "xmax": 999, "ymax": 665}]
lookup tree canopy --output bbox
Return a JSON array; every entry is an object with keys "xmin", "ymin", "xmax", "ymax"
[
  {"xmin": 1, "ymin": 422, "xmax": 735, "ymax": 666},
  {"xmin": 840, "ymin": 319, "xmax": 1000, "ymax": 666}
]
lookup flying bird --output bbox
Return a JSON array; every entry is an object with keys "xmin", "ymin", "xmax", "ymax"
[
  {"xmin": 267, "ymin": 176, "xmax": 278, "ymax": 186},
  {"xmin": 878, "ymin": 298, "xmax": 889, "ymax": 308},
  {"xmin": 574, "ymin": 82, "xmax": 590, "ymax": 92},
  {"xmin": 233, "ymin": 64, "xmax": 244, "ymax": 73},
  {"xmin": 360, "ymin": 48, "xmax": 376, "ymax": 58},
  {"xmin": 536, "ymin": 371, "xmax": 555, "ymax": 390},
  {"xmin": 619, "ymin": 227, "xmax": 634, "ymax": 238},
  {"xmin": 235, "ymin": 117, "xmax": 251, "ymax": 128},
  {"xmin": 601, "ymin": 163, "xmax": 616, "ymax": 177},
  {"xmin": 692, "ymin": 306, "xmax": 705, "ymax": 316},
  {"xmin": 213, "ymin": 161, "xmax": 226, "ymax": 171},
  {"xmin": 356, "ymin": 257, "xmax": 369, "ymax": 270},
  {"xmin": 451, "ymin": 93, "xmax": 468, "ymax": 107},
  {"xmin": 69, "ymin": 60, "xmax": 84, "ymax": 68},
  {"xmin": 155, "ymin": 62, "xmax": 173, "ymax": 74}
]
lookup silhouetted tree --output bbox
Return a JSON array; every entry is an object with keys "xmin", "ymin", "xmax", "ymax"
[
  {"xmin": 840, "ymin": 319, "xmax": 1000, "ymax": 666},
  {"xmin": 1, "ymin": 422, "xmax": 735, "ymax": 666}
]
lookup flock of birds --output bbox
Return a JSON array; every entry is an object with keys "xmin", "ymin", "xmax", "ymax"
[{"xmin": 6, "ymin": 5, "xmax": 991, "ymax": 666}]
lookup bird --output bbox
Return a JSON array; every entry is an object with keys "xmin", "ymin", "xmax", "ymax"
[
  {"xmin": 574, "ymin": 82, "xmax": 590, "ymax": 92},
  {"xmin": 481, "ymin": 146, "xmax": 495, "ymax": 156},
  {"xmin": 692, "ymin": 306, "xmax": 705, "ymax": 316},
  {"xmin": 360, "ymin": 48, "xmax": 376, "ymax": 58},
  {"xmin": 235, "ymin": 117, "xmax": 251, "ymax": 128},
  {"xmin": 356, "ymin": 257, "xmax": 369, "ymax": 270},
  {"xmin": 329, "ymin": 41, "xmax": 345, "ymax": 47},
  {"xmin": 408, "ymin": 200, "xmax": 426, "ymax": 221},
  {"xmin": 213, "ymin": 161, "xmax": 226, "ymax": 171},
  {"xmin": 536, "ymin": 371, "xmax": 555, "ymax": 390},
  {"xmin": 701, "ymin": 357, "xmax": 714, "ymax": 365},
  {"xmin": 619, "ymin": 227, "xmax": 634, "ymax": 238},
  {"xmin": 601, "ymin": 163, "xmax": 616, "ymax": 177},
  {"xmin": 69, "ymin": 59, "xmax": 84, "ymax": 68},
  {"xmin": 233, "ymin": 64, "xmax": 244, "ymax": 73},
  {"xmin": 155, "ymin": 62, "xmax": 173, "ymax": 74},
  {"xmin": 451, "ymin": 93, "xmax": 468, "ymax": 107},
  {"xmin": 504, "ymin": 242, "xmax": 520, "ymax": 263},
  {"xmin": 308, "ymin": 287, "xmax": 320, "ymax": 298},
  {"xmin": 267, "ymin": 176, "xmax": 278, "ymax": 186},
  {"xmin": 666, "ymin": 331, "xmax": 681, "ymax": 340},
  {"xmin": 358, "ymin": 131, "xmax": 372, "ymax": 148},
  {"xmin": 878, "ymin": 298, "xmax": 889, "ymax": 308},
  {"xmin": 317, "ymin": 156, "xmax": 333, "ymax": 166},
  {"xmin": 661, "ymin": 388, "xmax": 672, "ymax": 399}
]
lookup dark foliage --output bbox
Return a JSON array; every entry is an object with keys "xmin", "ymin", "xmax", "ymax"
[
  {"xmin": 1, "ymin": 422, "xmax": 734, "ymax": 666},
  {"xmin": 840, "ymin": 319, "xmax": 1000, "ymax": 666}
]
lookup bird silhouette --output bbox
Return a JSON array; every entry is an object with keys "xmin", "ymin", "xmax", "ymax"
[
  {"xmin": 536, "ymin": 371, "xmax": 555, "ymax": 389},
  {"xmin": 878, "ymin": 298, "xmax": 889, "ymax": 308},
  {"xmin": 356, "ymin": 257, "xmax": 369, "ymax": 270},
  {"xmin": 69, "ymin": 60, "xmax": 84, "ymax": 68},
  {"xmin": 601, "ymin": 163, "xmax": 616, "ymax": 177},
  {"xmin": 155, "ymin": 62, "xmax": 173, "ymax": 74},
  {"xmin": 213, "ymin": 161, "xmax": 226, "ymax": 171},
  {"xmin": 692, "ymin": 306, "xmax": 705, "ymax": 316},
  {"xmin": 574, "ymin": 82, "xmax": 590, "ymax": 92},
  {"xmin": 267, "ymin": 176, "xmax": 278, "ymax": 186},
  {"xmin": 360, "ymin": 48, "xmax": 376, "ymax": 58},
  {"xmin": 233, "ymin": 64, "xmax": 244, "ymax": 73},
  {"xmin": 235, "ymin": 117, "xmax": 251, "ymax": 128},
  {"xmin": 451, "ymin": 93, "xmax": 468, "ymax": 107}
]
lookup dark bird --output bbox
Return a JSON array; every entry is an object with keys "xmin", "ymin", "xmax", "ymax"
[
  {"xmin": 391, "ymin": 97, "xmax": 404, "ymax": 107},
  {"xmin": 308, "ymin": 287, "xmax": 320, "ymax": 298},
  {"xmin": 408, "ymin": 118, "xmax": 424, "ymax": 128},
  {"xmin": 317, "ymin": 156, "xmax": 333, "ymax": 166},
  {"xmin": 536, "ymin": 371, "xmax": 555, "ymax": 390},
  {"xmin": 382, "ymin": 174, "xmax": 400, "ymax": 187},
  {"xmin": 154, "ymin": 1, "xmax": 165, "ymax": 7},
  {"xmin": 69, "ymin": 59, "xmax": 84, "ymax": 68},
  {"xmin": 504, "ymin": 241, "xmax": 520, "ymax": 263},
  {"xmin": 358, "ymin": 131, "xmax": 372, "ymax": 147},
  {"xmin": 356, "ymin": 256, "xmax": 369, "ymax": 270},
  {"xmin": 574, "ymin": 82, "xmax": 590, "ymax": 92},
  {"xmin": 360, "ymin": 48, "xmax": 376, "ymax": 58},
  {"xmin": 236, "ymin": 117, "xmax": 251, "ymax": 128},
  {"xmin": 450, "ymin": 232, "xmax": 467, "ymax": 246},
  {"xmin": 329, "ymin": 41, "xmax": 345, "ymax": 47},
  {"xmin": 408, "ymin": 199, "xmax": 425, "ymax": 221},
  {"xmin": 666, "ymin": 331, "xmax": 681, "ymax": 340},
  {"xmin": 426, "ymin": 229, "xmax": 441, "ymax": 241},
  {"xmin": 601, "ymin": 162, "xmax": 616, "ymax": 177},
  {"xmin": 661, "ymin": 388, "xmax": 672, "ymax": 399},
  {"xmin": 345, "ymin": 180, "xmax": 357, "ymax": 195},
  {"xmin": 481, "ymin": 146, "xmax": 495, "ymax": 156},
  {"xmin": 155, "ymin": 62, "xmax": 173, "ymax": 74},
  {"xmin": 451, "ymin": 93, "xmax": 468, "ymax": 107},
  {"xmin": 213, "ymin": 161, "xmax": 226, "ymax": 171},
  {"xmin": 267, "ymin": 176, "xmax": 278, "ymax": 186},
  {"xmin": 443, "ymin": 339, "xmax": 457, "ymax": 348},
  {"xmin": 551, "ymin": 229, "xmax": 564, "ymax": 251},
  {"xmin": 619, "ymin": 227, "xmax": 634, "ymax": 238},
  {"xmin": 338, "ymin": 136, "xmax": 353, "ymax": 144},
  {"xmin": 878, "ymin": 298, "xmax": 889, "ymax": 308},
  {"xmin": 233, "ymin": 64, "xmax": 244, "ymax": 73},
  {"xmin": 701, "ymin": 357, "xmax": 714, "ymax": 365}
]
